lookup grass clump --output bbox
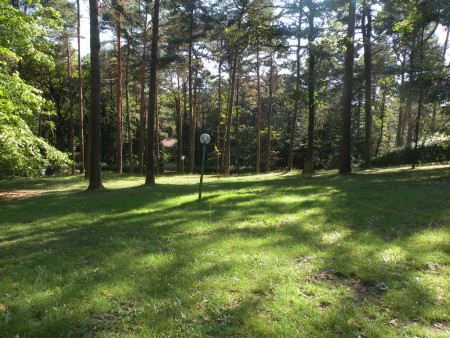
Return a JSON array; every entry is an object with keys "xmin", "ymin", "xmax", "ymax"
[{"xmin": 0, "ymin": 166, "xmax": 449, "ymax": 337}]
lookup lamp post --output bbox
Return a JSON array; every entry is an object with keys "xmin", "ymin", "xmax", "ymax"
[
  {"xmin": 199, "ymin": 133, "xmax": 210, "ymax": 201},
  {"xmin": 181, "ymin": 155, "xmax": 185, "ymax": 174}
]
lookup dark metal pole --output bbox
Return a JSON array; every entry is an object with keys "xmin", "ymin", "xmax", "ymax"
[{"xmin": 198, "ymin": 144, "xmax": 206, "ymax": 200}]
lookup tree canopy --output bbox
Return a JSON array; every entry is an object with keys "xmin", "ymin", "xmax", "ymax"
[
  {"xmin": 0, "ymin": 0, "xmax": 70, "ymax": 177},
  {"xmin": 1, "ymin": 0, "xmax": 448, "ymax": 178}
]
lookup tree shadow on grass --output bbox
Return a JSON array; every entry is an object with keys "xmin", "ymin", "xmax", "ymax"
[{"xmin": 0, "ymin": 167, "xmax": 449, "ymax": 336}]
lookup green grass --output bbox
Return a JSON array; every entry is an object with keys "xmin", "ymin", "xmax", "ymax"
[{"xmin": 0, "ymin": 166, "xmax": 449, "ymax": 337}]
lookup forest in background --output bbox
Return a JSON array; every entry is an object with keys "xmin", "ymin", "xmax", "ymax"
[{"xmin": 1, "ymin": 0, "xmax": 449, "ymax": 179}]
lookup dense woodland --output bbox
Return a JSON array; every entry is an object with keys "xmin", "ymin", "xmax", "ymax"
[{"xmin": 1, "ymin": 0, "xmax": 449, "ymax": 183}]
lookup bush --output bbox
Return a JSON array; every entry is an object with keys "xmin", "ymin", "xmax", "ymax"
[{"xmin": 371, "ymin": 140, "xmax": 450, "ymax": 168}]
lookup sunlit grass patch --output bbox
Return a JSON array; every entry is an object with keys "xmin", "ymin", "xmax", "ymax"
[{"xmin": 0, "ymin": 166, "xmax": 449, "ymax": 337}]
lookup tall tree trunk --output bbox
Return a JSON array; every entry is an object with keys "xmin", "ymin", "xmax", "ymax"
[
  {"xmin": 303, "ymin": 3, "xmax": 315, "ymax": 175},
  {"xmin": 442, "ymin": 26, "xmax": 450, "ymax": 65},
  {"xmin": 217, "ymin": 56, "xmax": 223, "ymax": 175},
  {"xmin": 85, "ymin": 111, "xmax": 91, "ymax": 180},
  {"xmin": 406, "ymin": 31, "xmax": 417, "ymax": 146},
  {"xmin": 125, "ymin": 44, "xmax": 133, "ymax": 173},
  {"xmin": 266, "ymin": 55, "xmax": 274, "ymax": 173},
  {"xmin": 431, "ymin": 27, "xmax": 449, "ymax": 135},
  {"xmin": 396, "ymin": 63, "xmax": 406, "ymax": 147},
  {"xmin": 287, "ymin": 0, "xmax": 302, "ymax": 172},
  {"xmin": 139, "ymin": 12, "xmax": 148, "ymax": 175},
  {"xmin": 412, "ymin": 26, "xmax": 425, "ymax": 169},
  {"xmin": 375, "ymin": 83, "xmax": 387, "ymax": 157},
  {"xmin": 224, "ymin": 8, "xmax": 244, "ymax": 176},
  {"xmin": 145, "ymin": 0, "xmax": 159, "ymax": 185},
  {"xmin": 116, "ymin": 8, "xmax": 123, "ymax": 174},
  {"xmin": 430, "ymin": 104, "xmax": 437, "ymax": 136},
  {"xmin": 356, "ymin": 84, "xmax": 363, "ymax": 162},
  {"xmin": 176, "ymin": 72, "xmax": 183, "ymax": 173},
  {"xmin": 183, "ymin": 80, "xmax": 188, "ymax": 126},
  {"xmin": 224, "ymin": 52, "xmax": 238, "ymax": 176},
  {"xmin": 155, "ymin": 79, "xmax": 160, "ymax": 174},
  {"xmin": 339, "ymin": 0, "xmax": 356, "ymax": 175},
  {"xmin": 256, "ymin": 44, "xmax": 261, "ymax": 174},
  {"xmin": 405, "ymin": 96, "xmax": 413, "ymax": 145},
  {"xmin": 189, "ymin": 69, "xmax": 197, "ymax": 174},
  {"xmin": 188, "ymin": 6, "xmax": 195, "ymax": 174},
  {"xmin": 77, "ymin": 0, "xmax": 85, "ymax": 175},
  {"xmin": 87, "ymin": 0, "xmax": 104, "ymax": 190},
  {"xmin": 200, "ymin": 89, "xmax": 205, "ymax": 131},
  {"xmin": 443, "ymin": 26, "xmax": 449, "ymax": 62},
  {"xmin": 66, "ymin": 32, "xmax": 75, "ymax": 175},
  {"xmin": 362, "ymin": 0, "xmax": 372, "ymax": 168},
  {"xmin": 235, "ymin": 61, "xmax": 241, "ymax": 174},
  {"xmin": 396, "ymin": 103, "xmax": 404, "ymax": 147}
]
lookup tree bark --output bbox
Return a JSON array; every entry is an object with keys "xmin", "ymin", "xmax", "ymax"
[
  {"xmin": 139, "ymin": 12, "xmax": 148, "ymax": 175},
  {"xmin": 362, "ymin": 0, "xmax": 372, "ymax": 168},
  {"xmin": 375, "ymin": 83, "xmax": 387, "ymax": 157},
  {"xmin": 224, "ymin": 9, "xmax": 243, "ymax": 176},
  {"xmin": 145, "ymin": 0, "xmax": 159, "ymax": 185},
  {"xmin": 188, "ymin": 5, "xmax": 195, "ymax": 174},
  {"xmin": 412, "ymin": 26, "xmax": 425, "ymax": 169},
  {"xmin": 303, "ymin": 2, "xmax": 315, "ymax": 175},
  {"xmin": 339, "ymin": 0, "xmax": 356, "ymax": 175},
  {"xmin": 266, "ymin": 55, "xmax": 274, "ymax": 173},
  {"xmin": 256, "ymin": 44, "xmax": 261, "ymax": 174},
  {"xmin": 431, "ymin": 26, "xmax": 449, "ymax": 135},
  {"xmin": 443, "ymin": 26, "xmax": 449, "ymax": 61},
  {"xmin": 356, "ymin": 84, "xmax": 363, "ymax": 159},
  {"xmin": 87, "ymin": 0, "xmax": 104, "ymax": 190},
  {"xmin": 116, "ymin": 7, "xmax": 123, "ymax": 174},
  {"xmin": 287, "ymin": 0, "xmax": 302, "ymax": 172},
  {"xmin": 224, "ymin": 52, "xmax": 238, "ymax": 176},
  {"xmin": 125, "ymin": 43, "xmax": 133, "ymax": 173},
  {"xmin": 66, "ymin": 32, "xmax": 75, "ymax": 176},
  {"xmin": 396, "ymin": 62, "xmax": 406, "ymax": 147},
  {"xmin": 217, "ymin": 56, "xmax": 223, "ymax": 175},
  {"xmin": 405, "ymin": 94, "xmax": 413, "ymax": 145},
  {"xmin": 406, "ymin": 30, "xmax": 417, "ymax": 146},
  {"xmin": 155, "ymin": 78, "xmax": 160, "ymax": 174},
  {"xmin": 176, "ymin": 72, "xmax": 183, "ymax": 173},
  {"xmin": 235, "ymin": 61, "xmax": 241, "ymax": 174},
  {"xmin": 77, "ymin": 0, "xmax": 85, "ymax": 175}
]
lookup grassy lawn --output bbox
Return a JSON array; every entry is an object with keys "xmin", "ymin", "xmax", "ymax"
[{"xmin": 0, "ymin": 166, "xmax": 449, "ymax": 337}]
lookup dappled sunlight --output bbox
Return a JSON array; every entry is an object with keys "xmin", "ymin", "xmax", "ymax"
[
  {"xmin": 321, "ymin": 230, "xmax": 351, "ymax": 244},
  {"xmin": 410, "ymin": 228, "xmax": 449, "ymax": 247},
  {"xmin": 0, "ymin": 167, "xmax": 449, "ymax": 336},
  {"xmin": 379, "ymin": 246, "xmax": 408, "ymax": 264}
]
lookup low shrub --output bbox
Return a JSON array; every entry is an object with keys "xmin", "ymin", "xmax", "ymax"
[{"xmin": 371, "ymin": 139, "xmax": 450, "ymax": 167}]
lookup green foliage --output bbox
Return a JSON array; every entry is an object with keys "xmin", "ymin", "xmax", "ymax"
[
  {"xmin": 371, "ymin": 140, "xmax": 450, "ymax": 168},
  {"xmin": 0, "ymin": 66, "xmax": 70, "ymax": 177},
  {"xmin": 0, "ymin": 1, "xmax": 69, "ymax": 177},
  {"xmin": 0, "ymin": 0, "xmax": 62, "ymax": 63},
  {"xmin": 3, "ymin": 0, "xmax": 449, "ymax": 175}
]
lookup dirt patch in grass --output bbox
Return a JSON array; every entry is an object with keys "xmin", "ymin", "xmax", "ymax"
[
  {"xmin": 0, "ymin": 189, "xmax": 45, "ymax": 201},
  {"xmin": 313, "ymin": 270, "xmax": 387, "ymax": 299},
  {"xmin": 347, "ymin": 278, "xmax": 386, "ymax": 299},
  {"xmin": 88, "ymin": 301, "xmax": 140, "ymax": 333},
  {"xmin": 313, "ymin": 269, "xmax": 347, "ymax": 281}
]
